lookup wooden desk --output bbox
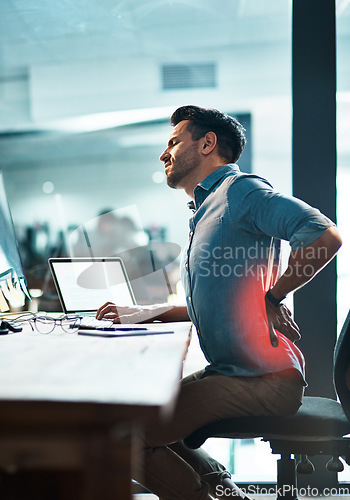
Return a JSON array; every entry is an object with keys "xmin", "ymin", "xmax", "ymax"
[{"xmin": 0, "ymin": 322, "xmax": 191, "ymax": 500}]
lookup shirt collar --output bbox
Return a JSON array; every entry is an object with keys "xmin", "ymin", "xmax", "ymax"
[
  {"xmin": 197, "ymin": 164, "xmax": 240, "ymax": 191},
  {"xmin": 187, "ymin": 164, "xmax": 240, "ymax": 211}
]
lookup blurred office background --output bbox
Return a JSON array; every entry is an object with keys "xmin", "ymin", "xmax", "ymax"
[{"xmin": 0, "ymin": 0, "xmax": 349, "ymax": 486}]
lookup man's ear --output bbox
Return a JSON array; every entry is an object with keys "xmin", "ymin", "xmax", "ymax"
[{"xmin": 201, "ymin": 131, "xmax": 217, "ymax": 156}]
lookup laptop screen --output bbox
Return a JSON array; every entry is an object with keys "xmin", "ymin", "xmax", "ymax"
[{"xmin": 49, "ymin": 258, "xmax": 136, "ymax": 314}]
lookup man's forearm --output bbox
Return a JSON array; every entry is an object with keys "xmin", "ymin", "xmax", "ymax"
[
  {"xmin": 270, "ymin": 226, "xmax": 342, "ymax": 301},
  {"xmin": 154, "ymin": 305, "xmax": 190, "ymax": 322}
]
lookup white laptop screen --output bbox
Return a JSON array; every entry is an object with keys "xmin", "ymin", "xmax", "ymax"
[{"xmin": 49, "ymin": 258, "xmax": 135, "ymax": 313}]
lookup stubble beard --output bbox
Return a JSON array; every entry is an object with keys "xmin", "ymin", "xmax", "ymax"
[{"xmin": 166, "ymin": 143, "xmax": 200, "ymax": 189}]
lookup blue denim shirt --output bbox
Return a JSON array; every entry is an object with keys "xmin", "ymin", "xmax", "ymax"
[{"xmin": 181, "ymin": 164, "xmax": 333, "ymax": 380}]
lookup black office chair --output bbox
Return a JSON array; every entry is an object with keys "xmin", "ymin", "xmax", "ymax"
[{"xmin": 184, "ymin": 309, "xmax": 350, "ymax": 500}]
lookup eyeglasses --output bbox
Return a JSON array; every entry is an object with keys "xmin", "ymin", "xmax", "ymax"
[{"xmin": 28, "ymin": 315, "xmax": 82, "ymax": 334}]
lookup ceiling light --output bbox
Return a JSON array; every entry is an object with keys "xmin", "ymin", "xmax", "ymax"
[{"xmin": 42, "ymin": 181, "xmax": 54, "ymax": 194}]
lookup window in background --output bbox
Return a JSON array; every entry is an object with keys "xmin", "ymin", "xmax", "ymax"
[
  {"xmin": 336, "ymin": 0, "xmax": 350, "ymax": 483},
  {"xmin": 336, "ymin": 0, "xmax": 350, "ymax": 332}
]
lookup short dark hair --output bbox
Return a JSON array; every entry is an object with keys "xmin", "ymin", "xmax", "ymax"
[{"xmin": 170, "ymin": 105, "xmax": 246, "ymax": 164}]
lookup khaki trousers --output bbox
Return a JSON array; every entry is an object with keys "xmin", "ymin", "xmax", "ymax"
[{"xmin": 135, "ymin": 369, "xmax": 304, "ymax": 500}]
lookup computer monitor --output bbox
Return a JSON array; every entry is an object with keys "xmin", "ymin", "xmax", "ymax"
[{"xmin": 0, "ymin": 170, "xmax": 30, "ymax": 310}]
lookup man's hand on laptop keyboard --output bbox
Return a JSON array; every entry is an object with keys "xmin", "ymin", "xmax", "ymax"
[{"xmin": 96, "ymin": 302, "xmax": 173, "ymax": 324}]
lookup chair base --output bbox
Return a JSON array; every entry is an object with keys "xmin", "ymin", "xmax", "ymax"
[
  {"xmin": 269, "ymin": 438, "xmax": 350, "ymax": 500},
  {"xmin": 277, "ymin": 455, "xmax": 298, "ymax": 500},
  {"xmin": 268, "ymin": 437, "xmax": 350, "ymax": 464}
]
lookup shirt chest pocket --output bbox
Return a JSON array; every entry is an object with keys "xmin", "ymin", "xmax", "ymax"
[{"xmin": 191, "ymin": 216, "xmax": 223, "ymax": 263}]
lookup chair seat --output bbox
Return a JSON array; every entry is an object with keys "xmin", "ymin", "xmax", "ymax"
[{"xmin": 184, "ymin": 396, "xmax": 350, "ymax": 449}]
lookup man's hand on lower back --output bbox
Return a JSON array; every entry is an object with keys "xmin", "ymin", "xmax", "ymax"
[{"xmin": 265, "ymin": 297, "xmax": 301, "ymax": 347}]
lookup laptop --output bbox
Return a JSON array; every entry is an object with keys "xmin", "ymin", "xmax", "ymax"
[
  {"xmin": 48, "ymin": 257, "xmax": 174, "ymax": 337},
  {"xmin": 48, "ymin": 257, "xmax": 136, "ymax": 329}
]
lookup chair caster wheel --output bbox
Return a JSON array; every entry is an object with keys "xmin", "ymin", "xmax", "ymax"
[
  {"xmin": 326, "ymin": 456, "xmax": 344, "ymax": 472},
  {"xmin": 297, "ymin": 455, "xmax": 315, "ymax": 474}
]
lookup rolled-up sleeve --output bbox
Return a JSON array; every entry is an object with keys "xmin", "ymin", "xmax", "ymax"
[{"xmin": 289, "ymin": 215, "xmax": 334, "ymax": 249}]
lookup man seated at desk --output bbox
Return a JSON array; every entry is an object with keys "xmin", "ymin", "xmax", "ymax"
[{"xmin": 97, "ymin": 105, "xmax": 342, "ymax": 500}]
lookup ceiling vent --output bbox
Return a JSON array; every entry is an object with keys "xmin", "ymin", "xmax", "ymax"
[{"xmin": 162, "ymin": 63, "xmax": 217, "ymax": 90}]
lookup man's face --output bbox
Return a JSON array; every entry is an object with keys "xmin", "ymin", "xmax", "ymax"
[{"xmin": 159, "ymin": 120, "xmax": 201, "ymax": 189}]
